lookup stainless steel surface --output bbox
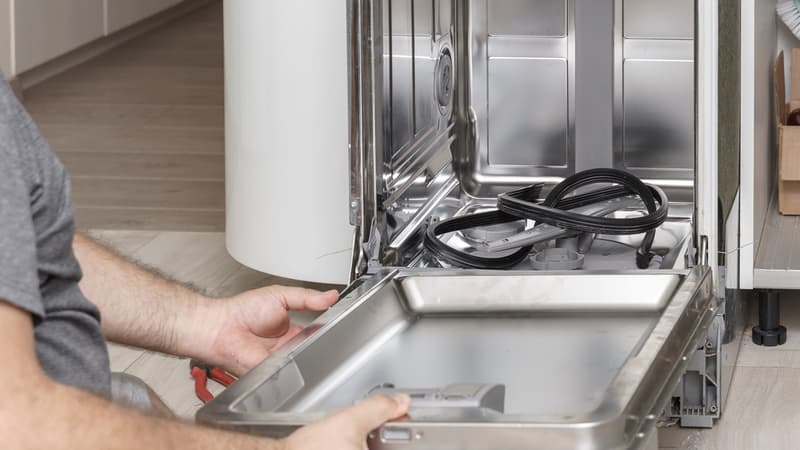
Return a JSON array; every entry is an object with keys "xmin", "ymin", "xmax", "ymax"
[
  {"xmin": 623, "ymin": 0, "xmax": 694, "ymax": 39},
  {"xmin": 463, "ymin": 0, "xmax": 576, "ymax": 193},
  {"xmin": 460, "ymin": 220, "xmax": 525, "ymax": 244},
  {"xmin": 482, "ymin": 195, "xmax": 641, "ymax": 252},
  {"xmin": 400, "ymin": 272, "xmax": 680, "ymax": 313},
  {"xmin": 198, "ymin": 268, "xmax": 716, "ymax": 449},
  {"xmin": 613, "ymin": 0, "xmax": 695, "ymax": 181},
  {"xmin": 488, "ymin": 0, "xmax": 566, "ymax": 37},
  {"xmin": 347, "ymin": 0, "xmax": 384, "ymax": 279},
  {"xmin": 349, "ymin": 0, "xmax": 700, "ymax": 270},
  {"xmin": 367, "ymin": 383, "xmax": 506, "ymax": 413}
]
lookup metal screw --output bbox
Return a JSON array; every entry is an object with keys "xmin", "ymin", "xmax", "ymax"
[{"xmin": 710, "ymin": 405, "xmax": 718, "ymax": 413}]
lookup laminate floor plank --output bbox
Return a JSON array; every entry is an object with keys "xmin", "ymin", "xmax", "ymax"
[
  {"xmin": 24, "ymin": 1, "xmax": 225, "ymax": 231},
  {"xmin": 85, "ymin": 229, "xmax": 160, "ymax": 256},
  {"xmin": 75, "ymin": 207, "xmax": 224, "ymax": 231},
  {"xmin": 39, "ymin": 64, "xmax": 224, "ymax": 86},
  {"xmin": 26, "ymin": 103, "xmax": 170, "ymax": 128},
  {"xmin": 129, "ymin": 231, "xmax": 244, "ymax": 291},
  {"xmin": 108, "ymin": 343, "xmax": 147, "ymax": 373},
  {"xmin": 26, "ymin": 83, "xmax": 223, "ymax": 106},
  {"xmin": 60, "ymin": 151, "xmax": 224, "ymax": 180},
  {"xmin": 71, "ymin": 178, "xmax": 224, "ymax": 210},
  {"xmin": 41, "ymin": 124, "xmax": 223, "ymax": 154},
  {"xmin": 124, "ymin": 351, "xmax": 212, "ymax": 419}
]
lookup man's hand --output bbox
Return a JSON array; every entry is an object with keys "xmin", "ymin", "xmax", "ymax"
[
  {"xmin": 196, "ymin": 286, "xmax": 339, "ymax": 375},
  {"xmin": 75, "ymin": 233, "xmax": 339, "ymax": 376},
  {"xmin": 283, "ymin": 394, "xmax": 412, "ymax": 450}
]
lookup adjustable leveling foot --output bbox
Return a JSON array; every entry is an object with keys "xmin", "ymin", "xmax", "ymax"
[{"xmin": 752, "ymin": 290, "xmax": 787, "ymax": 347}]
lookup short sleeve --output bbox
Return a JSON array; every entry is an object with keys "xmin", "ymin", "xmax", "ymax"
[{"xmin": 0, "ymin": 147, "xmax": 44, "ymax": 319}]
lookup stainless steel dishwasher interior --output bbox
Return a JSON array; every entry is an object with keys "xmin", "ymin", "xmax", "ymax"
[{"xmin": 376, "ymin": 0, "xmax": 696, "ymax": 267}]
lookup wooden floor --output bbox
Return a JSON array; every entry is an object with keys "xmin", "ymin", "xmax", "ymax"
[{"xmin": 24, "ymin": 2, "xmax": 225, "ymax": 231}]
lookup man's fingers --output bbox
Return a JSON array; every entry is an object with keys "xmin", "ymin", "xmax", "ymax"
[
  {"xmin": 329, "ymin": 394, "xmax": 411, "ymax": 436},
  {"xmin": 268, "ymin": 323, "xmax": 303, "ymax": 350},
  {"xmin": 269, "ymin": 286, "xmax": 339, "ymax": 311},
  {"xmin": 304, "ymin": 289, "xmax": 339, "ymax": 310}
]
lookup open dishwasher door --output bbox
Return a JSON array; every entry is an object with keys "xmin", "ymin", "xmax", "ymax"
[
  {"xmin": 198, "ymin": 268, "xmax": 716, "ymax": 449},
  {"xmin": 215, "ymin": 0, "xmax": 740, "ymax": 446}
]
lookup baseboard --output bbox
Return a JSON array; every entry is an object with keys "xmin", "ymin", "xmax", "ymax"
[
  {"xmin": 17, "ymin": 0, "xmax": 217, "ymax": 91},
  {"xmin": 8, "ymin": 77, "xmax": 23, "ymax": 102}
]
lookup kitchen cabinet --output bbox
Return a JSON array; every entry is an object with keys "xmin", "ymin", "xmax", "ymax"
[
  {"xmin": 14, "ymin": 0, "xmax": 105, "ymax": 73},
  {"xmin": 0, "ymin": 0, "xmax": 10, "ymax": 76},
  {"xmin": 0, "ymin": 0, "xmax": 186, "ymax": 78}
]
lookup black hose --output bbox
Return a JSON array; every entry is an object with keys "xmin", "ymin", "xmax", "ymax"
[
  {"xmin": 423, "ymin": 185, "xmax": 542, "ymax": 270},
  {"xmin": 424, "ymin": 168, "xmax": 669, "ymax": 270}
]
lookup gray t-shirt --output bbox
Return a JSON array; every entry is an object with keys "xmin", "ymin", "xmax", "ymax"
[{"xmin": 0, "ymin": 79, "xmax": 110, "ymax": 395}]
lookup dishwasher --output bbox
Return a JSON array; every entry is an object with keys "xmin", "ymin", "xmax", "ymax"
[{"xmin": 203, "ymin": 1, "xmax": 747, "ymax": 448}]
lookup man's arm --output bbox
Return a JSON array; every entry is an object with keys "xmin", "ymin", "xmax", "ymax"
[
  {"xmin": 73, "ymin": 233, "xmax": 338, "ymax": 374},
  {"xmin": 0, "ymin": 299, "xmax": 410, "ymax": 449},
  {"xmin": 0, "ymin": 299, "xmax": 281, "ymax": 449},
  {"xmin": 73, "ymin": 232, "xmax": 211, "ymax": 358}
]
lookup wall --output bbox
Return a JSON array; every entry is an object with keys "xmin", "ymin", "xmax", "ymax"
[{"xmin": 0, "ymin": 0, "xmax": 11, "ymax": 77}]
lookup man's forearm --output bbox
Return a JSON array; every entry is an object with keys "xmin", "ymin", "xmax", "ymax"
[
  {"xmin": 4, "ymin": 376, "xmax": 282, "ymax": 450},
  {"xmin": 73, "ymin": 232, "xmax": 212, "ymax": 357}
]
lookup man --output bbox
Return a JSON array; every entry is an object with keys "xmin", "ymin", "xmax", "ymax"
[{"xmin": 0, "ymin": 75, "xmax": 409, "ymax": 449}]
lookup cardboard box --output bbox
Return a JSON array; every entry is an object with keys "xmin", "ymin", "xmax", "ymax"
[{"xmin": 775, "ymin": 50, "xmax": 800, "ymax": 215}]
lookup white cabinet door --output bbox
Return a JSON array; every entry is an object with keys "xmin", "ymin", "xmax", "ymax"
[
  {"xmin": 0, "ymin": 0, "xmax": 11, "ymax": 76},
  {"xmin": 105, "ymin": 0, "xmax": 182, "ymax": 34},
  {"xmin": 15, "ymin": 0, "xmax": 104, "ymax": 73}
]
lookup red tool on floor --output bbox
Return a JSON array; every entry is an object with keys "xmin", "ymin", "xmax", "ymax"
[{"xmin": 190, "ymin": 359, "xmax": 237, "ymax": 403}]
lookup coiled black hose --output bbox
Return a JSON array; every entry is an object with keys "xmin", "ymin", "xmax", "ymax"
[{"xmin": 424, "ymin": 168, "xmax": 669, "ymax": 270}]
